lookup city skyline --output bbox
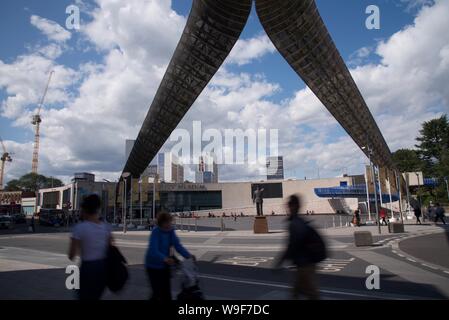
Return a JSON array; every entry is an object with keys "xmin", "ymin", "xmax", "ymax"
[{"xmin": 1, "ymin": 0, "xmax": 448, "ymax": 185}]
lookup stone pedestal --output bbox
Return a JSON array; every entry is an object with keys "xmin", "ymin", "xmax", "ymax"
[
  {"xmin": 354, "ymin": 231, "xmax": 373, "ymax": 247},
  {"xmin": 253, "ymin": 216, "xmax": 269, "ymax": 234},
  {"xmin": 388, "ymin": 223, "xmax": 405, "ymax": 233}
]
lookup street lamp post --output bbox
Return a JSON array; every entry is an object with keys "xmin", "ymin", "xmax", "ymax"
[
  {"xmin": 372, "ymin": 165, "xmax": 381, "ymax": 234},
  {"xmin": 102, "ymin": 178, "xmax": 115, "ymax": 224},
  {"xmin": 139, "ymin": 176, "xmax": 143, "ymax": 226},
  {"xmin": 396, "ymin": 171, "xmax": 404, "ymax": 225},
  {"xmin": 444, "ymin": 177, "xmax": 449, "ymax": 202},
  {"xmin": 415, "ymin": 172, "xmax": 422, "ymax": 216},
  {"xmin": 152, "ymin": 174, "xmax": 158, "ymax": 221},
  {"xmin": 363, "ymin": 145, "xmax": 381, "ymax": 234},
  {"xmin": 121, "ymin": 172, "xmax": 131, "ymax": 234},
  {"xmin": 364, "ymin": 166, "xmax": 372, "ymax": 221}
]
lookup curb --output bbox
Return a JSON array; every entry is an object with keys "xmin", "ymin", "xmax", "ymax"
[{"xmin": 390, "ymin": 229, "xmax": 449, "ymax": 275}]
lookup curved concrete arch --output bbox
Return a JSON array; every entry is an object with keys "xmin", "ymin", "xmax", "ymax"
[
  {"xmin": 123, "ymin": 0, "xmax": 393, "ymax": 179},
  {"xmin": 123, "ymin": 0, "xmax": 252, "ymax": 177},
  {"xmin": 255, "ymin": 0, "xmax": 393, "ymax": 167}
]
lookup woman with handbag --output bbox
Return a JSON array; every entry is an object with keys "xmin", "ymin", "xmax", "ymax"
[
  {"xmin": 68, "ymin": 194, "xmax": 113, "ymax": 300},
  {"xmin": 145, "ymin": 211, "xmax": 193, "ymax": 301}
]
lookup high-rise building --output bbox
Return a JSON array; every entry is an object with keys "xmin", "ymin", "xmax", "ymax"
[
  {"xmin": 195, "ymin": 154, "xmax": 218, "ymax": 183},
  {"xmin": 266, "ymin": 156, "xmax": 284, "ymax": 180},
  {"xmin": 125, "ymin": 140, "xmax": 183, "ymax": 182},
  {"xmin": 157, "ymin": 152, "xmax": 184, "ymax": 183}
]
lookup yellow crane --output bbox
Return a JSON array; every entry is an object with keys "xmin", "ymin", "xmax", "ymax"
[
  {"xmin": 0, "ymin": 136, "xmax": 12, "ymax": 190},
  {"xmin": 31, "ymin": 70, "xmax": 54, "ymax": 174}
]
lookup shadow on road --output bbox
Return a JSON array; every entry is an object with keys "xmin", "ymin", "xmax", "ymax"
[{"xmin": 0, "ymin": 260, "xmax": 446, "ymax": 300}]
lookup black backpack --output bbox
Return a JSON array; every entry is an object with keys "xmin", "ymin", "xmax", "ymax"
[
  {"xmin": 106, "ymin": 245, "xmax": 129, "ymax": 292},
  {"xmin": 303, "ymin": 223, "xmax": 327, "ymax": 263}
]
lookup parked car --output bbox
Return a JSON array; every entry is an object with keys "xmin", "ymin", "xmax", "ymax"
[
  {"xmin": 0, "ymin": 216, "xmax": 13, "ymax": 229},
  {"xmin": 11, "ymin": 213, "xmax": 26, "ymax": 224},
  {"xmin": 38, "ymin": 209, "xmax": 65, "ymax": 226}
]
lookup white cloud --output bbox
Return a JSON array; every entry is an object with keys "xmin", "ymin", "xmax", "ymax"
[
  {"xmin": 1, "ymin": 0, "xmax": 449, "ymax": 185},
  {"xmin": 227, "ymin": 34, "xmax": 276, "ymax": 66},
  {"xmin": 30, "ymin": 15, "xmax": 71, "ymax": 42},
  {"xmin": 400, "ymin": 0, "xmax": 435, "ymax": 11}
]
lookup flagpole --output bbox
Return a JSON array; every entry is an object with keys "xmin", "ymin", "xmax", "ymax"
[{"xmin": 140, "ymin": 176, "xmax": 143, "ymax": 226}]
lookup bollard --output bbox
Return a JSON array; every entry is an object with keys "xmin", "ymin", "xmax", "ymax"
[{"xmin": 339, "ymin": 216, "xmax": 342, "ymax": 228}]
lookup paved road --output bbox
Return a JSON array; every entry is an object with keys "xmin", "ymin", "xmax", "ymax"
[
  {"xmin": 399, "ymin": 227, "xmax": 449, "ymax": 269},
  {"xmin": 1, "ymin": 225, "xmax": 448, "ymax": 300}
]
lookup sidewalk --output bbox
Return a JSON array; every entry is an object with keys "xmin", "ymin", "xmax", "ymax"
[{"xmin": 113, "ymin": 223, "xmax": 446, "ymax": 238}]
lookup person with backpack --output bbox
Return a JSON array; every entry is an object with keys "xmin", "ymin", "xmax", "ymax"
[
  {"xmin": 68, "ymin": 194, "xmax": 113, "ymax": 300},
  {"xmin": 434, "ymin": 203, "xmax": 446, "ymax": 225},
  {"xmin": 274, "ymin": 194, "xmax": 326, "ymax": 300},
  {"xmin": 414, "ymin": 205, "xmax": 422, "ymax": 225},
  {"xmin": 145, "ymin": 211, "xmax": 194, "ymax": 301}
]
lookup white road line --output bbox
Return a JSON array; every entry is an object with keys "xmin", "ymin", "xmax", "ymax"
[
  {"xmin": 198, "ymin": 274, "xmax": 402, "ymax": 299},
  {"xmin": 421, "ymin": 264, "xmax": 439, "ymax": 270}
]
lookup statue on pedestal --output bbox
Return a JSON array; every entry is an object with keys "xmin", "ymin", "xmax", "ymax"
[{"xmin": 253, "ymin": 186, "xmax": 265, "ymax": 216}]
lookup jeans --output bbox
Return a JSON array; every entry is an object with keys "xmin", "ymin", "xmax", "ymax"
[
  {"xmin": 79, "ymin": 259, "xmax": 107, "ymax": 300},
  {"xmin": 292, "ymin": 264, "xmax": 319, "ymax": 300},
  {"xmin": 146, "ymin": 267, "xmax": 171, "ymax": 301}
]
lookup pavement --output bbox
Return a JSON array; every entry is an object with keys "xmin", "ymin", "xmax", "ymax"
[{"xmin": 0, "ymin": 222, "xmax": 448, "ymax": 300}]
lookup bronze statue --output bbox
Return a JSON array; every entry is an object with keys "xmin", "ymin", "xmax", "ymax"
[{"xmin": 253, "ymin": 186, "xmax": 265, "ymax": 216}]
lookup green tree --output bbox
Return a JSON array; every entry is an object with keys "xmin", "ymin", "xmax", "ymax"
[
  {"xmin": 5, "ymin": 173, "xmax": 63, "ymax": 192},
  {"xmin": 415, "ymin": 115, "xmax": 449, "ymax": 176},
  {"xmin": 391, "ymin": 149, "xmax": 424, "ymax": 172}
]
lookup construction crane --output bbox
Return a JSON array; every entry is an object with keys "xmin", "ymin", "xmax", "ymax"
[
  {"xmin": 0, "ymin": 136, "xmax": 12, "ymax": 190},
  {"xmin": 31, "ymin": 70, "xmax": 54, "ymax": 174}
]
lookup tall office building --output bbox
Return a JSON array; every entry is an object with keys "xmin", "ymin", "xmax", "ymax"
[
  {"xmin": 157, "ymin": 152, "xmax": 184, "ymax": 183},
  {"xmin": 195, "ymin": 154, "xmax": 218, "ymax": 183},
  {"xmin": 266, "ymin": 156, "xmax": 284, "ymax": 180},
  {"xmin": 125, "ymin": 140, "xmax": 183, "ymax": 182}
]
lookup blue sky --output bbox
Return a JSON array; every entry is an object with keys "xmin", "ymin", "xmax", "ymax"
[{"xmin": 1, "ymin": 0, "xmax": 447, "ymax": 184}]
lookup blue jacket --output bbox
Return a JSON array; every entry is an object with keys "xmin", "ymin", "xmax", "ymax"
[{"xmin": 145, "ymin": 227, "xmax": 190, "ymax": 269}]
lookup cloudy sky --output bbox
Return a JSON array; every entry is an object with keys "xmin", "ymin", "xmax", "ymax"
[{"xmin": 1, "ymin": 0, "xmax": 448, "ymax": 185}]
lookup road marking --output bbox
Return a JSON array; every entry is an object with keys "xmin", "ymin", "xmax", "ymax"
[
  {"xmin": 198, "ymin": 274, "xmax": 402, "ymax": 299},
  {"xmin": 215, "ymin": 256, "xmax": 355, "ymax": 272},
  {"xmin": 350, "ymin": 250, "xmax": 449, "ymax": 298},
  {"xmin": 421, "ymin": 264, "xmax": 439, "ymax": 270},
  {"xmin": 216, "ymin": 256, "xmax": 274, "ymax": 267}
]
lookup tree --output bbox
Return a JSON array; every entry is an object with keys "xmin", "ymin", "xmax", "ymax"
[
  {"xmin": 5, "ymin": 173, "xmax": 63, "ymax": 192},
  {"xmin": 391, "ymin": 149, "xmax": 424, "ymax": 173},
  {"xmin": 415, "ymin": 115, "xmax": 449, "ymax": 176}
]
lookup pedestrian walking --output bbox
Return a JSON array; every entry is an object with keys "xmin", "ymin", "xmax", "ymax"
[
  {"xmin": 30, "ymin": 214, "xmax": 36, "ymax": 233},
  {"xmin": 353, "ymin": 209, "xmax": 361, "ymax": 227},
  {"xmin": 434, "ymin": 203, "xmax": 446, "ymax": 225},
  {"xmin": 414, "ymin": 205, "xmax": 422, "ymax": 225},
  {"xmin": 426, "ymin": 204, "xmax": 435, "ymax": 222},
  {"xmin": 379, "ymin": 208, "xmax": 388, "ymax": 225},
  {"xmin": 274, "ymin": 195, "xmax": 326, "ymax": 300},
  {"xmin": 145, "ymin": 211, "xmax": 193, "ymax": 301},
  {"xmin": 68, "ymin": 194, "xmax": 113, "ymax": 300}
]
